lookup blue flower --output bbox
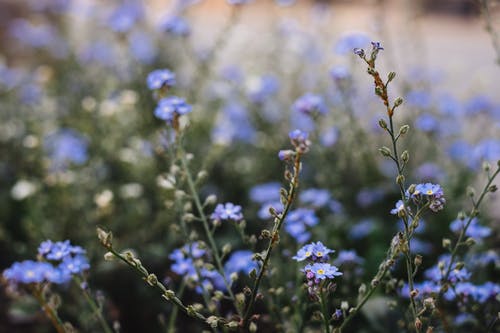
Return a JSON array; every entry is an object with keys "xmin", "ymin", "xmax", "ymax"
[
  {"xmin": 107, "ymin": 1, "xmax": 144, "ymax": 33},
  {"xmin": 415, "ymin": 113, "xmax": 439, "ymax": 132},
  {"xmin": 303, "ymin": 263, "xmax": 342, "ymax": 280},
  {"xmin": 390, "ymin": 200, "xmax": 405, "ymax": 215},
  {"xmin": 44, "ymin": 129, "xmax": 88, "ymax": 171},
  {"xmin": 211, "ymin": 203, "xmax": 244, "ymax": 222},
  {"xmin": 292, "ymin": 243, "xmax": 314, "ymax": 261},
  {"xmin": 348, "ymin": 219, "xmax": 375, "ymax": 240},
  {"xmin": 3, "ymin": 261, "xmax": 51, "ymax": 284},
  {"xmin": 59, "ymin": 255, "xmax": 90, "ymax": 274},
  {"xmin": 450, "ymin": 218, "xmax": 491, "ymax": 240},
  {"xmin": 330, "ymin": 65, "xmax": 350, "ymax": 81},
  {"xmin": 411, "ymin": 183, "xmax": 445, "ymax": 212},
  {"xmin": 335, "ymin": 32, "xmax": 370, "ymax": 55},
  {"xmin": 334, "ymin": 250, "xmax": 364, "ymax": 266},
  {"xmin": 161, "ymin": 16, "xmax": 190, "ymax": 37},
  {"xmin": 292, "ymin": 93, "xmax": 327, "ymax": 116},
  {"xmin": 320, "ymin": 127, "xmax": 339, "ymax": 147},
  {"xmin": 129, "ymin": 30, "xmax": 156, "ymax": 64},
  {"xmin": 227, "ymin": 0, "xmax": 253, "ymax": 5},
  {"xmin": 406, "ymin": 90, "xmax": 432, "ymax": 109},
  {"xmin": 371, "ymin": 41, "xmax": 384, "ymax": 51},
  {"xmin": 154, "ymin": 96, "xmax": 192, "ymax": 123},
  {"xmin": 284, "ymin": 209, "xmax": 318, "ymax": 243},
  {"xmin": 224, "ymin": 250, "xmax": 258, "ymax": 276},
  {"xmin": 249, "ymin": 182, "xmax": 281, "ymax": 204},
  {"xmin": 147, "ymin": 69, "xmax": 176, "ymax": 90},
  {"xmin": 289, "ymin": 129, "xmax": 310, "ymax": 152},
  {"xmin": 300, "ymin": 189, "xmax": 330, "ymax": 208},
  {"xmin": 246, "ymin": 74, "xmax": 279, "ymax": 103}
]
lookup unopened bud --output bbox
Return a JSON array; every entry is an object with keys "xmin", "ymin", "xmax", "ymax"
[
  {"xmin": 394, "ymin": 97, "xmax": 404, "ymax": 107},
  {"xmin": 415, "ymin": 318, "xmax": 422, "ymax": 331},
  {"xmin": 465, "ymin": 237, "xmax": 476, "ymax": 247},
  {"xmin": 163, "ymin": 290, "xmax": 175, "ymax": 300},
  {"xmin": 388, "ymin": 71, "xmax": 396, "ymax": 82},
  {"xmin": 488, "ymin": 185, "xmax": 498, "ymax": 192},
  {"xmin": 401, "ymin": 151, "xmax": 409, "ymax": 163},
  {"xmin": 196, "ymin": 170, "xmax": 208, "ymax": 182},
  {"xmin": 396, "ymin": 174, "xmax": 405, "ymax": 185},
  {"xmin": 379, "ymin": 146, "xmax": 392, "ymax": 157},
  {"xmin": 399, "ymin": 124, "xmax": 410, "ymax": 135},
  {"xmin": 410, "ymin": 289, "xmax": 419, "ymax": 298},
  {"xmin": 414, "ymin": 254, "xmax": 423, "ymax": 267},
  {"xmin": 379, "ymin": 119, "xmax": 388, "ymax": 129},
  {"xmin": 206, "ymin": 316, "xmax": 218, "ymax": 328},
  {"xmin": 482, "ymin": 161, "xmax": 491, "ymax": 172},
  {"xmin": 249, "ymin": 322, "xmax": 257, "ymax": 333},
  {"xmin": 97, "ymin": 227, "xmax": 113, "ymax": 248},
  {"xmin": 104, "ymin": 252, "xmax": 115, "ymax": 261},
  {"xmin": 222, "ymin": 244, "xmax": 232, "ymax": 256},
  {"xmin": 204, "ymin": 194, "xmax": 217, "ymax": 206},
  {"xmin": 146, "ymin": 274, "xmax": 158, "ymax": 286},
  {"xmin": 423, "ymin": 297, "xmax": 435, "ymax": 310},
  {"xmin": 341, "ymin": 301, "xmax": 349, "ymax": 311},
  {"xmin": 183, "ymin": 213, "xmax": 196, "ymax": 222},
  {"xmin": 442, "ymin": 238, "xmax": 451, "ymax": 248},
  {"xmin": 467, "ymin": 186, "xmax": 475, "ymax": 197},
  {"xmin": 358, "ymin": 283, "xmax": 367, "ymax": 295}
]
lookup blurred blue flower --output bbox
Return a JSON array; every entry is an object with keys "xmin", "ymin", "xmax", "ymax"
[
  {"xmin": 154, "ymin": 96, "xmax": 192, "ymax": 123},
  {"xmin": 300, "ymin": 188, "xmax": 330, "ymax": 208},
  {"xmin": 292, "ymin": 93, "xmax": 327, "ymax": 116},
  {"xmin": 415, "ymin": 113, "xmax": 439, "ymax": 132},
  {"xmin": 320, "ymin": 127, "xmax": 339, "ymax": 147},
  {"xmin": 406, "ymin": 90, "xmax": 432, "ymax": 109},
  {"xmin": 129, "ymin": 30, "xmax": 156, "ymax": 64},
  {"xmin": 464, "ymin": 95, "xmax": 492, "ymax": 116},
  {"xmin": 348, "ymin": 219, "xmax": 375, "ymax": 240},
  {"xmin": 334, "ymin": 32, "xmax": 370, "ymax": 55},
  {"xmin": 450, "ymin": 218, "xmax": 491, "ymax": 241},
  {"xmin": 161, "ymin": 16, "xmax": 191, "ymax": 37},
  {"xmin": 44, "ymin": 129, "xmax": 88, "ymax": 171},
  {"xmin": 147, "ymin": 69, "xmax": 176, "ymax": 90},
  {"xmin": 334, "ymin": 250, "xmax": 364, "ymax": 266},
  {"xmin": 249, "ymin": 182, "xmax": 281, "ymax": 204},
  {"xmin": 246, "ymin": 75, "xmax": 279, "ymax": 103},
  {"xmin": 107, "ymin": 1, "xmax": 144, "ymax": 33},
  {"xmin": 224, "ymin": 250, "xmax": 258, "ymax": 276}
]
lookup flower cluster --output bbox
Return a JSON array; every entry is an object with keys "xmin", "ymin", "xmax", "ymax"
[
  {"xmin": 293, "ymin": 242, "xmax": 342, "ymax": 298},
  {"xmin": 3, "ymin": 240, "xmax": 89, "ymax": 285},
  {"xmin": 146, "ymin": 69, "xmax": 176, "ymax": 90},
  {"xmin": 292, "ymin": 93, "xmax": 327, "ymax": 117},
  {"xmin": 409, "ymin": 183, "xmax": 446, "ymax": 212}
]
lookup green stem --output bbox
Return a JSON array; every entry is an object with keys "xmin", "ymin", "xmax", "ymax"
[
  {"xmin": 167, "ymin": 280, "xmax": 186, "ymax": 333},
  {"xmin": 440, "ymin": 165, "xmax": 500, "ymax": 290},
  {"xmin": 73, "ymin": 276, "xmax": 113, "ymax": 333},
  {"xmin": 107, "ymin": 248, "xmax": 207, "ymax": 322},
  {"xmin": 242, "ymin": 152, "xmax": 302, "ymax": 328},
  {"xmin": 32, "ymin": 286, "xmax": 67, "ymax": 333},
  {"xmin": 178, "ymin": 146, "xmax": 240, "ymax": 314},
  {"xmin": 320, "ymin": 287, "xmax": 331, "ymax": 333}
]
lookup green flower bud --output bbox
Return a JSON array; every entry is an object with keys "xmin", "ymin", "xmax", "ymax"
[
  {"xmin": 379, "ymin": 119, "xmax": 388, "ymax": 129},
  {"xmin": 394, "ymin": 97, "xmax": 404, "ymax": 107},
  {"xmin": 379, "ymin": 146, "xmax": 392, "ymax": 157},
  {"xmin": 388, "ymin": 71, "xmax": 396, "ymax": 82}
]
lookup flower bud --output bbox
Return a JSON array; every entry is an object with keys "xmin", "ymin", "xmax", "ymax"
[
  {"xmin": 97, "ymin": 227, "xmax": 113, "ymax": 248},
  {"xmin": 488, "ymin": 185, "xmax": 498, "ymax": 192},
  {"xmin": 341, "ymin": 301, "xmax": 349, "ymax": 311},
  {"xmin": 394, "ymin": 97, "xmax": 404, "ymax": 107},
  {"xmin": 414, "ymin": 254, "xmax": 423, "ymax": 267},
  {"xmin": 379, "ymin": 119, "xmax": 388, "ymax": 129},
  {"xmin": 388, "ymin": 71, "xmax": 396, "ymax": 82},
  {"xmin": 104, "ymin": 252, "xmax": 115, "ymax": 261},
  {"xmin": 379, "ymin": 146, "xmax": 392, "ymax": 157},
  {"xmin": 482, "ymin": 161, "xmax": 491, "ymax": 172},
  {"xmin": 204, "ymin": 194, "xmax": 217, "ymax": 206},
  {"xmin": 163, "ymin": 290, "xmax": 175, "ymax": 300},
  {"xmin": 222, "ymin": 243, "xmax": 232, "ymax": 256},
  {"xmin": 249, "ymin": 322, "xmax": 258, "ymax": 332},
  {"xmin": 465, "ymin": 237, "xmax": 476, "ymax": 247},
  {"xmin": 399, "ymin": 124, "xmax": 410, "ymax": 135},
  {"xmin": 466, "ymin": 186, "xmax": 475, "ymax": 197},
  {"xmin": 206, "ymin": 316, "xmax": 218, "ymax": 328},
  {"xmin": 442, "ymin": 238, "xmax": 451, "ymax": 248},
  {"xmin": 146, "ymin": 274, "xmax": 158, "ymax": 286}
]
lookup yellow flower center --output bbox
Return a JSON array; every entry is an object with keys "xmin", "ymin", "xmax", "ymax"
[
  {"xmin": 316, "ymin": 252, "xmax": 323, "ymax": 257},
  {"xmin": 426, "ymin": 190, "xmax": 433, "ymax": 195},
  {"xmin": 305, "ymin": 251, "xmax": 311, "ymax": 257},
  {"xmin": 317, "ymin": 269, "xmax": 325, "ymax": 275}
]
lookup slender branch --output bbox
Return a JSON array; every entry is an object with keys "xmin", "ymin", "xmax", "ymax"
[
  {"xmin": 242, "ymin": 152, "xmax": 302, "ymax": 328},
  {"xmin": 178, "ymin": 146, "xmax": 240, "ymax": 314},
  {"xmin": 73, "ymin": 276, "xmax": 113, "ymax": 333},
  {"xmin": 32, "ymin": 286, "xmax": 67, "ymax": 333}
]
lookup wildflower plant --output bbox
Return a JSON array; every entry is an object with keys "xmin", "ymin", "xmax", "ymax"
[{"xmin": 1, "ymin": 1, "xmax": 500, "ymax": 332}]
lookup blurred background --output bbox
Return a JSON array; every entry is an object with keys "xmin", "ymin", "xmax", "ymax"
[{"xmin": 1, "ymin": 0, "xmax": 499, "ymax": 332}]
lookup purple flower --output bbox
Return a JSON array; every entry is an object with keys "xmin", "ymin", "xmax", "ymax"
[
  {"xmin": 293, "ymin": 242, "xmax": 334, "ymax": 262},
  {"xmin": 371, "ymin": 41, "xmax": 384, "ymax": 51},
  {"xmin": 154, "ymin": 96, "xmax": 192, "ymax": 123},
  {"xmin": 147, "ymin": 69, "xmax": 176, "ymax": 90},
  {"xmin": 292, "ymin": 93, "xmax": 327, "ymax": 116},
  {"xmin": 410, "ymin": 183, "xmax": 445, "ymax": 212},
  {"xmin": 107, "ymin": 1, "xmax": 144, "ymax": 33},
  {"xmin": 211, "ymin": 202, "xmax": 244, "ymax": 221}
]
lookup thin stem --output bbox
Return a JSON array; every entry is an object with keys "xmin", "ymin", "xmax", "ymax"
[
  {"xmin": 32, "ymin": 286, "xmax": 67, "ymax": 333},
  {"xmin": 167, "ymin": 280, "xmax": 186, "ymax": 333},
  {"xmin": 73, "ymin": 276, "xmax": 113, "ymax": 333},
  {"xmin": 320, "ymin": 288, "xmax": 331, "ymax": 333},
  {"xmin": 178, "ymin": 146, "xmax": 239, "ymax": 314},
  {"xmin": 440, "ymin": 165, "xmax": 500, "ymax": 290},
  {"xmin": 479, "ymin": 0, "xmax": 500, "ymax": 64},
  {"xmin": 107, "ymin": 248, "xmax": 207, "ymax": 322},
  {"xmin": 242, "ymin": 152, "xmax": 302, "ymax": 328}
]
